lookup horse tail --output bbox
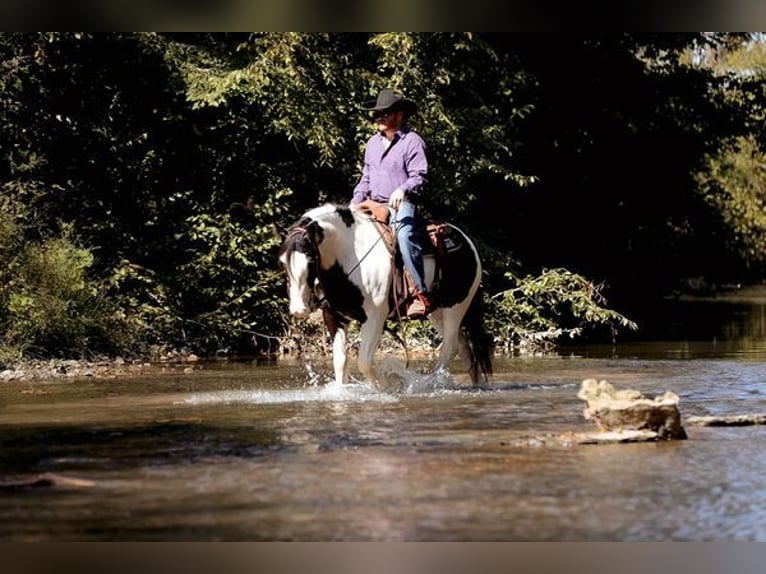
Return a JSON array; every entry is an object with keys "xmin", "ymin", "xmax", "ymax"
[{"xmin": 461, "ymin": 287, "xmax": 494, "ymax": 385}]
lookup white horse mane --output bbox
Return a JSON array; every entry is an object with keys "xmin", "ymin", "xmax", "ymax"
[
  {"xmin": 305, "ymin": 203, "xmax": 371, "ymax": 228},
  {"xmin": 304, "ymin": 203, "xmax": 345, "ymax": 219},
  {"xmin": 304, "ymin": 203, "xmax": 380, "ymax": 261}
]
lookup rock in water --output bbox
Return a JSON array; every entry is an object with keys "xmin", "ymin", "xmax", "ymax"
[{"xmin": 577, "ymin": 379, "xmax": 687, "ymax": 440}]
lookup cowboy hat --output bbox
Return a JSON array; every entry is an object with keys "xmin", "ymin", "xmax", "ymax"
[{"xmin": 363, "ymin": 89, "xmax": 418, "ymax": 116}]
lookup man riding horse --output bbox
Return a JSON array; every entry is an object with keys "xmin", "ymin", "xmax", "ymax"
[
  {"xmin": 350, "ymin": 89, "xmax": 434, "ymax": 319},
  {"xmin": 279, "ymin": 89, "xmax": 493, "ymax": 387}
]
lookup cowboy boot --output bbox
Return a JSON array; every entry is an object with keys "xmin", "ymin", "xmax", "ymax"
[{"xmin": 406, "ymin": 290, "xmax": 435, "ymax": 319}]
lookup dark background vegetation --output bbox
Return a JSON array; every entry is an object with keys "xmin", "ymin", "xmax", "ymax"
[{"xmin": 1, "ymin": 33, "xmax": 764, "ymax": 363}]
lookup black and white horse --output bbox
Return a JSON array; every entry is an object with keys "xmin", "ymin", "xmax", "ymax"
[{"xmin": 279, "ymin": 203, "xmax": 492, "ymax": 387}]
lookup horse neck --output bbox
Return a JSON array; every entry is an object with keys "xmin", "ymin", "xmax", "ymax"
[{"xmin": 316, "ymin": 212, "xmax": 386, "ymax": 272}]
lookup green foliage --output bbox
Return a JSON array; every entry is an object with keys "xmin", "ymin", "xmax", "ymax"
[
  {"xmin": 487, "ymin": 268, "xmax": 638, "ymax": 352},
  {"xmin": 106, "ymin": 191, "xmax": 292, "ymax": 356},
  {"xmin": 177, "ymin": 33, "xmax": 367, "ymax": 171},
  {"xmin": 0, "ymin": 197, "xmax": 134, "ymax": 365},
  {"xmin": 173, "ymin": 195, "xmax": 289, "ymax": 353},
  {"xmin": 695, "ymin": 135, "xmax": 766, "ymax": 277},
  {"xmin": 0, "ymin": 32, "xmax": 302, "ymax": 359}
]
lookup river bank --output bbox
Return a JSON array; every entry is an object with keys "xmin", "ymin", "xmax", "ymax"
[
  {"xmin": 3, "ymin": 284, "xmax": 764, "ymax": 384},
  {"xmin": 670, "ymin": 283, "xmax": 766, "ymax": 302},
  {"xmin": 0, "ymin": 354, "xmax": 205, "ymax": 383}
]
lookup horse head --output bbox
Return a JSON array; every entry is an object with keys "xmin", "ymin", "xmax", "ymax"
[{"xmin": 278, "ymin": 216, "xmax": 325, "ymax": 318}]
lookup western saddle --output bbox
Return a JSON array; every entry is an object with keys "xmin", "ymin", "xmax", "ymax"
[{"xmin": 353, "ymin": 199, "xmax": 463, "ymax": 319}]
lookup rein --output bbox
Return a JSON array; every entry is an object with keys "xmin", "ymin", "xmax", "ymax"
[
  {"xmin": 287, "ymin": 223, "xmax": 383, "ymax": 281},
  {"xmin": 285, "ymin": 223, "xmax": 380, "ymax": 318},
  {"xmin": 286, "ymin": 217, "xmax": 412, "ymax": 367},
  {"xmin": 343, "ymin": 233, "xmax": 385, "ymax": 279}
]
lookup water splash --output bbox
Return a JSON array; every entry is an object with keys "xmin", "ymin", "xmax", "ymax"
[
  {"xmin": 303, "ymin": 360, "xmax": 326, "ymax": 387},
  {"xmin": 405, "ymin": 364, "xmax": 456, "ymax": 394},
  {"xmin": 181, "ymin": 358, "xmax": 464, "ymax": 406},
  {"xmin": 377, "ymin": 357, "xmax": 456, "ymax": 395},
  {"xmin": 182, "ymin": 377, "xmax": 398, "ymax": 406}
]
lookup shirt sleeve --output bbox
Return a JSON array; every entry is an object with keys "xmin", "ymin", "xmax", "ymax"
[
  {"xmin": 400, "ymin": 134, "xmax": 428, "ymax": 197},
  {"xmin": 351, "ymin": 143, "xmax": 372, "ymax": 204}
]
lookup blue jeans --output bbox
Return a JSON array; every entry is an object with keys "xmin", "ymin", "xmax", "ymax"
[{"xmin": 390, "ymin": 201, "xmax": 427, "ymax": 294}]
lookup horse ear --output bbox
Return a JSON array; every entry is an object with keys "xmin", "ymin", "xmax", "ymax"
[{"xmin": 307, "ymin": 220, "xmax": 325, "ymax": 245}]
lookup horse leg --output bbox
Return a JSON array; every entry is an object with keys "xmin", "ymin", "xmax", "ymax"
[
  {"xmin": 428, "ymin": 309, "xmax": 444, "ymax": 338},
  {"xmin": 331, "ymin": 325, "xmax": 349, "ymax": 386},
  {"xmin": 434, "ymin": 309, "xmax": 482, "ymax": 384},
  {"xmin": 457, "ymin": 331, "xmax": 473, "ymax": 370},
  {"xmin": 435, "ymin": 307, "xmax": 463, "ymax": 372},
  {"xmin": 357, "ymin": 311, "xmax": 386, "ymax": 387}
]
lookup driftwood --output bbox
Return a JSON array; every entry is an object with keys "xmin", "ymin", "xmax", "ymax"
[
  {"xmin": 686, "ymin": 414, "xmax": 766, "ymax": 427},
  {"xmin": 503, "ymin": 429, "xmax": 662, "ymax": 447}
]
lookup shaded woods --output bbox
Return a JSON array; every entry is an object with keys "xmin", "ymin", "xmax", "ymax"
[{"xmin": 1, "ymin": 33, "xmax": 765, "ymax": 364}]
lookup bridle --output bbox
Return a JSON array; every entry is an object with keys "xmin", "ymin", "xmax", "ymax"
[
  {"xmin": 283, "ymin": 226, "xmax": 324, "ymax": 308},
  {"xmin": 283, "ymin": 216, "xmax": 410, "ymax": 364},
  {"xmin": 283, "ymin": 221, "xmax": 385, "ymax": 312}
]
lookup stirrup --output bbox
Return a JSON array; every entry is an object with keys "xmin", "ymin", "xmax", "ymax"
[{"xmin": 406, "ymin": 292, "xmax": 433, "ymax": 319}]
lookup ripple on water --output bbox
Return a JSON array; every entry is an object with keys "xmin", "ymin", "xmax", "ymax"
[
  {"xmin": 5, "ymin": 339, "xmax": 766, "ymax": 541},
  {"xmin": 180, "ymin": 357, "xmax": 493, "ymax": 406},
  {"xmin": 181, "ymin": 384, "xmax": 397, "ymax": 406}
]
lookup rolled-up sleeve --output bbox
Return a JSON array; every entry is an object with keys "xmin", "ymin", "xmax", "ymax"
[
  {"xmin": 351, "ymin": 164, "xmax": 371, "ymax": 204},
  {"xmin": 401, "ymin": 133, "xmax": 427, "ymax": 197},
  {"xmin": 351, "ymin": 140, "xmax": 373, "ymax": 204}
]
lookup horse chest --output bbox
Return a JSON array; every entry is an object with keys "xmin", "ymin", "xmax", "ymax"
[{"xmin": 319, "ymin": 262, "xmax": 367, "ymax": 323}]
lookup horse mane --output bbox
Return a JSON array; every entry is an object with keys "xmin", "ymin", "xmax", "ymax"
[
  {"xmin": 303, "ymin": 203, "xmax": 365, "ymax": 228},
  {"xmin": 280, "ymin": 203, "xmax": 372, "ymax": 258}
]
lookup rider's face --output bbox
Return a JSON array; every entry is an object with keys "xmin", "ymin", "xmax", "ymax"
[{"xmin": 373, "ymin": 109, "xmax": 403, "ymax": 131}]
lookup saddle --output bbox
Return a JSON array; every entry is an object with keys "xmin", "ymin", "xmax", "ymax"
[{"xmin": 354, "ymin": 199, "xmax": 464, "ymax": 317}]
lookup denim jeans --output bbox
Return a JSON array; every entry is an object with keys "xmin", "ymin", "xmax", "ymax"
[{"xmin": 390, "ymin": 200, "xmax": 427, "ymax": 294}]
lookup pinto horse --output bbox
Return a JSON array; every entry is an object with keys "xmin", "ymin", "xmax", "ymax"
[{"xmin": 278, "ymin": 203, "xmax": 492, "ymax": 387}]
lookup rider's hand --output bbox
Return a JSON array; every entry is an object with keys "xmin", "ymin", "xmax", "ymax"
[{"xmin": 389, "ymin": 188, "xmax": 405, "ymax": 210}]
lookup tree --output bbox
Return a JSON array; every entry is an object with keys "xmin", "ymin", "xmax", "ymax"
[{"xmin": 1, "ymin": 32, "xmax": 762, "ymax": 362}]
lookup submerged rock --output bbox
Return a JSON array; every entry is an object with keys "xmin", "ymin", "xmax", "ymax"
[
  {"xmin": 0, "ymin": 473, "xmax": 95, "ymax": 491},
  {"xmin": 577, "ymin": 378, "xmax": 687, "ymax": 440}
]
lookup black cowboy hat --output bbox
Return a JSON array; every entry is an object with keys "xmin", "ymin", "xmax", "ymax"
[{"xmin": 363, "ymin": 89, "xmax": 418, "ymax": 116}]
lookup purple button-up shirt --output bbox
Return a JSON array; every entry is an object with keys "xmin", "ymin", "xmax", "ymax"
[{"xmin": 351, "ymin": 127, "xmax": 428, "ymax": 205}]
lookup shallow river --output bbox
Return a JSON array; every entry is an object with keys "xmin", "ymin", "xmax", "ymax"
[{"xmin": 1, "ymin": 301, "xmax": 766, "ymax": 541}]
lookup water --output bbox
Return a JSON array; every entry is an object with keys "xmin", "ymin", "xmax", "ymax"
[{"xmin": 1, "ymin": 301, "xmax": 766, "ymax": 541}]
